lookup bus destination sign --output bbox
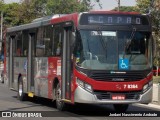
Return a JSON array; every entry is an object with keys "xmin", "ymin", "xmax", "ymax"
[{"xmin": 80, "ymin": 14, "xmax": 149, "ymax": 25}]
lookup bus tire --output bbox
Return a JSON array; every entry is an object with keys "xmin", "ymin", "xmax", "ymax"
[
  {"xmin": 18, "ymin": 77, "xmax": 27, "ymax": 101},
  {"xmin": 55, "ymin": 83, "xmax": 66, "ymax": 111},
  {"xmin": 113, "ymin": 104, "xmax": 129, "ymax": 112}
]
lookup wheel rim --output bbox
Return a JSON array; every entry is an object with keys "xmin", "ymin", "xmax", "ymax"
[
  {"xmin": 19, "ymin": 83, "xmax": 23, "ymax": 97},
  {"xmin": 56, "ymin": 85, "xmax": 62, "ymax": 107}
]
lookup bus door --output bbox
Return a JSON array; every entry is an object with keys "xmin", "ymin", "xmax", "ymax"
[
  {"xmin": 8, "ymin": 35, "xmax": 15, "ymax": 89},
  {"xmin": 27, "ymin": 33, "xmax": 35, "ymax": 93},
  {"xmin": 62, "ymin": 25, "xmax": 74, "ymax": 101}
]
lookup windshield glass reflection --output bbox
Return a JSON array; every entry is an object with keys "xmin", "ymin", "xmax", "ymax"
[{"xmin": 74, "ymin": 30, "xmax": 152, "ymax": 70}]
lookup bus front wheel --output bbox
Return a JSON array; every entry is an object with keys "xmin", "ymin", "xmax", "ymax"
[
  {"xmin": 113, "ymin": 104, "xmax": 129, "ymax": 112},
  {"xmin": 55, "ymin": 83, "xmax": 66, "ymax": 111}
]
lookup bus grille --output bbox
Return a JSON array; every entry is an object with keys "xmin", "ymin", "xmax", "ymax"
[
  {"xmin": 89, "ymin": 71, "xmax": 149, "ymax": 81},
  {"xmin": 94, "ymin": 91, "xmax": 141, "ymax": 100}
]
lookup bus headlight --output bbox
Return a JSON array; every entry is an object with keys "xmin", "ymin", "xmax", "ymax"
[
  {"xmin": 84, "ymin": 83, "xmax": 92, "ymax": 93},
  {"xmin": 76, "ymin": 78, "xmax": 84, "ymax": 88},
  {"xmin": 76, "ymin": 78, "xmax": 93, "ymax": 93},
  {"xmin": 143, "ymin": 84, "xmax": 149, "ymax": 92},
  {"xmin": 143, "ymin": 80, "xmax": 153, "ymax": 93}
]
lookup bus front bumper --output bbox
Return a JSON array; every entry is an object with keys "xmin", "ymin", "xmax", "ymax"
[{"xmin": 74, "ymin": 86, "xmax": 152, "ymax": 104}]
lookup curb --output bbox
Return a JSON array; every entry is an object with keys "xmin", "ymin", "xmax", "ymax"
[{"xmin": 136, "ymin": 103, "xmax": 160, "ymax": 110}]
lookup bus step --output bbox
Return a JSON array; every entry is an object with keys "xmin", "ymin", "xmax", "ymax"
[
  {"xmin": 62, "ymin": 99, "xmax": 71, "ymax": 103},
  {"xmin": 28, "ymin": 92, "xmax": 34, "ymax": 98}
]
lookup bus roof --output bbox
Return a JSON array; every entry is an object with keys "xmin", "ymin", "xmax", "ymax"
[
  {"xmin": 7, "ymin": 11, "xmax": 143, "ymax": 33},
  {"xmin": 7, "ymin": 14, "xmax": 66, "ymax": 33},
  {"xmin": 89, "ymin": 11, "xmax": 140, "ymax": 15}
]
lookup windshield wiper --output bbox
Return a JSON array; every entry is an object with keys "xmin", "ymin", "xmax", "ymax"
[
  {"xmin": 97, "ymin": 30, "xmax": 108, "ymax": 58},
  {"xmin": 123, "ymin": 27, "xmax": 136, "ymax": 59}
]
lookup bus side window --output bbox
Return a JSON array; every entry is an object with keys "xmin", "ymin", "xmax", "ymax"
[
  {"xmin": 53, "ymin": 25, "xmax": 63, "ymax": 56},
  {"xmin": 36, "ymin": 27, "xmax": 45, "ymax": 57},
  {"xmin": 36, "ymin": 44, "xmax": 45, "ymax": 56},
  {"xmin": 44, "ymin": 26, "xmax": 52, "ymax": 56},
  {"xmin": 56, "ymin": 34, "xmax": 62, "ymax": 56},
  {"xmin": 16, "ymin": 48, "xmax": 21, "ymax": 56},
  {"xmin": 15, "ymin": 32, "xmax": 22, "ymax": 57},
  {"xmin": 22, "ymin": 30, "xmax": 29, "ymax": 57},
  {"xmin": 6, "ymin": 37, "xmax": 9, "ymax": 57}
]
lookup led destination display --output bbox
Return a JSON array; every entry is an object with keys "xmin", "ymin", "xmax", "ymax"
[{"xmin": 80, "ymin": 14, "xmax": 149, "ymax": 25}]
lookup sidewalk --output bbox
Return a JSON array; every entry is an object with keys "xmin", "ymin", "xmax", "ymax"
[
  {"xmin": 137, "ymin": 103, "xmax": 160, "ymax": 110},
  {"xmin": 152, "ymin": 84, "xmax": 159, "ymax": 103},
  {"xmin": 145, "ymin": 83, "xmax": 160, "ymax": 110},
  {"xmin": 135, "ymin": 83, "xmax": 160, "ymax": 110}
]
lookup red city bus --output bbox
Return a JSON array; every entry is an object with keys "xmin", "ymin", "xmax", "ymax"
[{"xmin": 4, "ymin": 11, "xmax": 153, "ymax": 112}]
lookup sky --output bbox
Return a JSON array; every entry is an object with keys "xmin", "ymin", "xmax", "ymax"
[
  {"xmin": 4, "ymin": 0, "xmax": 20, "ymax": 3},
  {"xmin": 4, "ymin": 0, "xmax": 137, "ymax": 10},
  {"xmin": 92, "ymin": 0, "xmax": 136, "ymax": 10}
]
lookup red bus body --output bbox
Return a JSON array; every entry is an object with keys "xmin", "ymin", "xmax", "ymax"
[{"xmin": 4, "ymin": 11, "xmax": 153, "ymax": 111}]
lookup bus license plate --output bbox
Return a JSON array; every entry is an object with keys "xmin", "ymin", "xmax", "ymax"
[{"xmin": 112, "ymin": 95, "xmax": 125, "ymax": 100}]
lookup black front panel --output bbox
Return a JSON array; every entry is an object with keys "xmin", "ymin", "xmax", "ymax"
[
  {"xmin": 89, "ymin": 70, "xmax": 151, "ymax": 81},
  {"xmin": 76, "ymin": 66, "xmax": 151, "ymax": 82}
]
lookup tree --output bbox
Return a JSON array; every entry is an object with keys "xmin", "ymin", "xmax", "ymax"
[
  {"xmin": 0, "ymin": 0, "xmax": 4, "ymax": 13},
  {"xmin": 150, "ymin": 0, "xmax": 160, "ymax": 66},
  {"xmin": 46, "ymin": 0, "xmax": 100, "ymax": 15},
  {"xmin": 135, "ymin": 0, "xmax": 150, "ymax": 13},
  {"xmin": 135, "ymin": 0, "xmax": 160, "ymax": 66},
  {"xmin": 16, "ymin": 0, "xmax": 41, "ymax": 24},
  {"xmin": 135, "ymin": 0, "xmax": 160, "ymax": 33},
  {"xmin": 11, "ymin": 0, "xmax": 101, "ymax": 25},
  {"xmin": 3, "ymin": 3, "xmax": 22, "ymax": 26}
]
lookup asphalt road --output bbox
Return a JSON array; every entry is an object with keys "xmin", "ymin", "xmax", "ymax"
[{"xmin": 0, "ymin": 83, "xmax": 160, "ymax": 120}]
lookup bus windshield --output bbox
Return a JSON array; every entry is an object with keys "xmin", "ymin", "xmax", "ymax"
[{"xmin": 75, "ymin": 30, "xmax": 152, "ymax": 70}]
